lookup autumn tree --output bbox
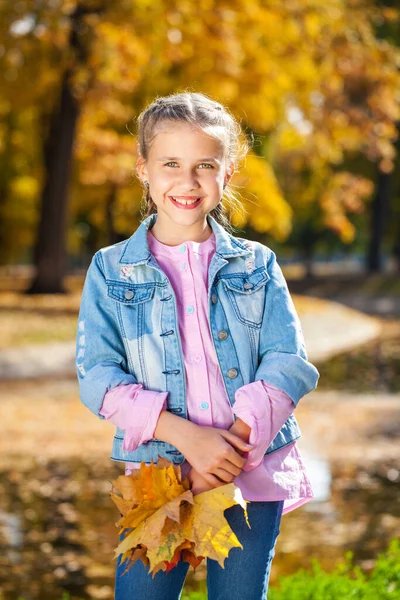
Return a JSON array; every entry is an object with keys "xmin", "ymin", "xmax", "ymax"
[{"xmin": 0, "ymin": 0, "xmax": 399, "ymax": 289}]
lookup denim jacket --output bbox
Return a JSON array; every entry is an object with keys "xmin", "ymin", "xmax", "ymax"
[{"xmin": 75, "ymin": 212, "xmax": 319, "ymax": 465}]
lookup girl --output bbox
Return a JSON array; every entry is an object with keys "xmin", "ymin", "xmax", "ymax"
[{"xmin": 76, "ymin": 92, "xmax": 320, "ymax": 600}]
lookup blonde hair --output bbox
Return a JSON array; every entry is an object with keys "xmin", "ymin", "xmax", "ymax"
[{"xmin": 134, "ymin": 91, "xmax": 251, "ymax": 233}]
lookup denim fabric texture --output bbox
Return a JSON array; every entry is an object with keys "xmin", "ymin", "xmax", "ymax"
[
  {"xmin": 114, "ymin": 499, "xmax": 285, "ymax": 600},
  {"xmin": 75, "ymin": 212, "xmax": 320, "ymax": 465}
]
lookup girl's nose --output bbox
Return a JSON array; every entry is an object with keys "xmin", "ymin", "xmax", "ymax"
[{"xmin": 177, "ymin": 170, "xmax": 201, "ymax": 190}]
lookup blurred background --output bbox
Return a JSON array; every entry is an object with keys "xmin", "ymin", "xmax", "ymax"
[{"xmin": 0, "ymin": 1, "xmax": 399, "ymax": 599}]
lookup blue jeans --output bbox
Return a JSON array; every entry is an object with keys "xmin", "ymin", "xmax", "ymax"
[{"xmin": 114, "ymin": 499, "xmax": 284, "ymax": 600}]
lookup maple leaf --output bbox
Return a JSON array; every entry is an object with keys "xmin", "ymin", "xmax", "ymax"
[
  {"xmin": 115, "ymin": 489, "xmax": 195, "ymax": 564},
  {"xmin": 109, "ymin": 457, "xmax": 250, "ymax": 577},
  {"xmin": 181, "ymin": 483, "xmax": 250, "ymax": 569}
]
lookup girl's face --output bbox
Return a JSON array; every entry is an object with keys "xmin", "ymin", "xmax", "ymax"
[{"xmin": 136, "ymin": 121, "xmax": 233, "ymax": 232}]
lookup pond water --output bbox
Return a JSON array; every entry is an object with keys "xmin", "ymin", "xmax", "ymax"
[
  {"xmin": 0, "ymin": 452, "xmax": 398, "ymax": 600},
  {"xmin": 315, "ymin": 318, "xmax": 400, "ymax": 394}
]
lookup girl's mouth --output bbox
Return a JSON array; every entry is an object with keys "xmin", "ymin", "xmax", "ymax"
[{"xmin": 168, "ymin": 196, "xmax": 203, "ymax": 210}]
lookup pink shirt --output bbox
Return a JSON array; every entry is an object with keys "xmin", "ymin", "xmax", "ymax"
[{"xmin": 99, "ymin": 229, "xmax": 314, "ymax": 515}]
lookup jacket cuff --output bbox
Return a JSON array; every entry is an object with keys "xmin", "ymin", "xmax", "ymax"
[
  {"xmin": 233, "ymin": 380, "xmax": 294, "ymax": 472},
  {"xmin": 99, "ymin": 384, "xmax": 169, "ymax": 452}
]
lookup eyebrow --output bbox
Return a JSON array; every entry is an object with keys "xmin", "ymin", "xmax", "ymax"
[{"xmin": 157, "ymin": 156, "xmax": 221, "ymax": 163}]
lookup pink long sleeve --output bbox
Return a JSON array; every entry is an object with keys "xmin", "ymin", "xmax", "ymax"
[
  {"xmin": 233, "ymin": 380, "xmax": 295, "ymax": 472},
  {"xmin": 99, "ymin": 384, "xmax": 169, "ymax": 452}
]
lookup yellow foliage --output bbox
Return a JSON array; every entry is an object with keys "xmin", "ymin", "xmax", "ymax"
[
  {"xmin": 110, "ymin": 458, "xmax": 250, "ymax": 577},
  {"xmin": 320, "ymin": 171, "xmax": 373, "ymax": 242},
  {"xmin": 10, "ymin": 175, "xmax": 39, "ymax": 200},
  {"xmin": 1, "ymin": 0, "xmax": 400, "ymax": 259},
  {"xmin": 230, "ymin": 153, "xmax": 293, "ymax": 241}
]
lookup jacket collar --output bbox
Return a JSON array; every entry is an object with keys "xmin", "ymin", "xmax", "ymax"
[{"xmin": 119, "ymin": 213, "xmax": 251, "ymax": 265}]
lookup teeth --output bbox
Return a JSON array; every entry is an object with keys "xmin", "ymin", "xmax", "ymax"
[{"xmin": 172, "ymin": 197, "xmax": 200, "ymax": 205}]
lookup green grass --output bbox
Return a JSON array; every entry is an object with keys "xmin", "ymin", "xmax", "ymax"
[
  {"xmin": 8, "ymin": 538, "xmax": 400, "ymax": 600},
  {"xmin": 268, "ymin": 537, "xmax": 400, "ymax": 600}
]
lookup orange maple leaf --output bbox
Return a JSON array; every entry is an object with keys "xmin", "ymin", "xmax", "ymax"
[{"xmin": 110, "ymin": 457, "xmax": 250, "ymax": 577}]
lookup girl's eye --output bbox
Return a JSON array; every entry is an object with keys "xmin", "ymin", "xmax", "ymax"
[{"xmin": 164, "ymin": 162, "xmax": 214, "ymax": 169}]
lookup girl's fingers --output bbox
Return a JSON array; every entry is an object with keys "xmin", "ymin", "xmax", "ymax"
[
  {"xmin": 218, "ymin": 441, "xmax": 249, "ymax": 470},
  {"xmin": 212, "ymin": 467, "xmax": 237, "ymax": 483},
  {"xmin": 204, "ymin": 473, "xmax": 226, "ymax": 488},
  {"xmin": 220, "ymin": 430, "xmax": 254, "ymax": 453},
  {"xmin": 220, "ymin": 459, "xmax": 242, "ymax": 477}
]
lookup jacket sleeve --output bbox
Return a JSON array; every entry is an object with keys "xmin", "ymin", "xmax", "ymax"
[
  {"xmin": 233, "ymin": 380, "xmax": 295, "ymax": 472},
  {"xmin": 99, "ymin": 384, "xmax": 169, "ymax": 452},
  {"xmin": 76, "ymin": 250, "xmax": 140, "ymax": 420},
  {"xmin": 253, "ymin": 248, "xmax": 320, "ymax": 406}
]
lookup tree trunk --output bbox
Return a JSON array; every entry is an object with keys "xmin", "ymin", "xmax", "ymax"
[
  {"xmin": 304, "ymin": 254, "xmax": 314, "ymax": 279},
  {"xmin": 27, "ymin": 4, "xmax": 102, "ymax": 294},
  {"xmin": 391, "ymin": 122, "xmax": 400, "ymax": 273},
  {"xmin": 366, "ymin": 166, "xmax": 392, "ymax": 274},
  {"xmin": 0, "ymin": 112, "xmax": 15, "ymax": 265},
  {"xmin": 26, "ymin": 72, "xmax": 79, "ymax": 293},
  {"xmin": 105, "ymin": 184, "xmax": 120, "ymax": 246}
]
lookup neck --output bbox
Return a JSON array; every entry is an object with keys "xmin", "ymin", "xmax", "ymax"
[{"xmin": 149, "ymin": 215, "xmax": 212, "ymax": 245}]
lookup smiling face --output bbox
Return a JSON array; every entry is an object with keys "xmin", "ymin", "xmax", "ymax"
[{"xmin": 136, "ymin": 121, "xmax": 234, "ymax": 243}]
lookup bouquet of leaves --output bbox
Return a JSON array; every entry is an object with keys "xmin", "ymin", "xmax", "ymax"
[{"xmin": 109, "ymin": 457, "xmax": 250, "ymax": 578}]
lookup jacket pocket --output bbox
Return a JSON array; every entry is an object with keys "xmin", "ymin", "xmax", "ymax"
[
  {"xmin": 222, "ymin": 268, "xmax": 270, "ymax": 328},
  {"xmin": 106, "ymin": 283, "xmax": 155, "ymax": 304},
  {"xmin": 106, "ymin": 282, "xmax": 157, "ymax": 343}
]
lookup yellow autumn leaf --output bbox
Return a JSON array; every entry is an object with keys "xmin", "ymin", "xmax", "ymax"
[
  {"xmin": 110, "ymin": 459, "xmax": 250, "ymax": 577},
  {"xmin": 115, "ymin": 461, "xmax": 189, "ymax": 531},
  {"xmin": 111, "ymin": 472, "xmax": 144, "ymax": 503},
  {"xmin": 115, "ymin": 489, "xmax": 195, "ymax": 562},
  {"xmin": 181, "ymin": 483, "xmax": 250, "ymax": 569},
  {"xmin": 109, "ymin": 491, "xmax": 134, "ymax": 517}
]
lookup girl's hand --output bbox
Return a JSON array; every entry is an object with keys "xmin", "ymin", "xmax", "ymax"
[
  {"xmin": 187, "ymin": 467, "xmax": 215, "ymax": 495},
  {"xmin": 228, "ymin": 418, "xmax": 252, "ymax": 451},
  {"xmin": 178, "ymin": 425, "xmax": 254, "ymax": 488}
]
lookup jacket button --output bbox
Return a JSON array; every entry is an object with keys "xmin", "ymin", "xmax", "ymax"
[
  {"xmin": 227, "ymin": 368, "xmax": 238, "ymax": 379},
  {"xmin": 243, "ymin": 282, "xmax": 254, "ymax": 289},
  {"xmin": 211, "ymin": 293, "xmax": 218, "ymax": 304},
  {"xmin": 217, "ymin": 330, "xmax": 228, "ymax": 340},
  {"xmin": 124, "ymin": 290, "xmax": 135, "ymax": 300}
]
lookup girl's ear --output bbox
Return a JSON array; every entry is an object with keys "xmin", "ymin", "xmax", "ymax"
[
  {"xmin": 225, "ymin": 160, "xmax": 235, "ymax": 186},
  {"xmin": 135, "ymin": 155, "xmax": 148, "ymax": 182}
]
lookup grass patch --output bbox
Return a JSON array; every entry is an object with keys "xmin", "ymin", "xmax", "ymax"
[
  {"xmin": 268, "ymin": 537, "xmax": 400, "ymax": 599},
  {"xmin": 0, "ymin": 278, "xmax": 82, "ymax": 347},
  {"xmin": 0, "ymin": 309, "xmax": 78, "ymax": 348}
]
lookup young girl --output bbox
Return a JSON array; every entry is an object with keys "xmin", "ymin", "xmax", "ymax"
[{"xmin": 76, "ymin": 92, "xmax": 320, "ymax": 600}]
